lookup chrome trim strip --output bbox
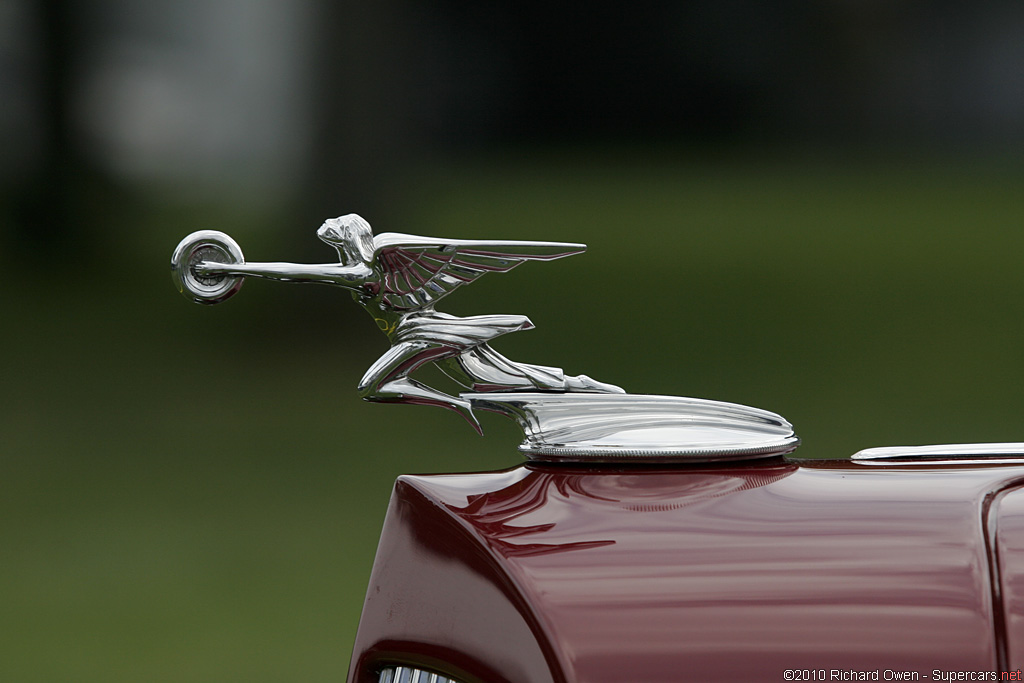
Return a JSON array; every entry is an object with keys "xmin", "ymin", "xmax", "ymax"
[
  {"xmin": 852, "ymin": 443, "xmax": 1024, "ymax": 462},
  {"xmin": 379, "ymin": 666, "xmax": 461, "ymax": 683}
]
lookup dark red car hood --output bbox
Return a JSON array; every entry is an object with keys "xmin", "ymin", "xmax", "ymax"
[{"xmin": 348, "ymin": 458, "xmax": 1024, "ymax": 682}]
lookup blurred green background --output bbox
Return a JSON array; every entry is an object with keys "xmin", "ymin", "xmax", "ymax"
[{"xmin": 2, "ymin": 2, "xmax": 1023, "ymax": 681}]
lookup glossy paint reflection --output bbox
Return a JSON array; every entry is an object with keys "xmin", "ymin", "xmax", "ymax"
[{"xmin": 350, "ymin": 460, "xmax": 1024, "ymax": 682}]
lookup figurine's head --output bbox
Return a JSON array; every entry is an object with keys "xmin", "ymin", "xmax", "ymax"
[{"xmin": 318, "ymin": 214, "xmax": 375, "ymax": 264}]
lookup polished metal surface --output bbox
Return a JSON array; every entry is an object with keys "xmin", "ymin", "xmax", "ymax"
[
  {"xmin": 852, "ymin": 442, "xmax": 1024, "ymax": 462},
  {"xmin": 170, "ymin": 230, "xmax": 245, "ymax": 305},
  {"xmin": 351, "ymin": 462, "xmax": 1016, "ymax": 682},
  {"xmin": 469, "ymin": 392, "xmax": 799, "ymax": 461},
  {"xmin": 378, "ymin": 666, "xmax": 461, "ymax": 683},
  {"xmin": 172, "ymin": 214, "xmax": 621, "ymax": 435},
  {"xmin": 172, "ymin": 214, "xmax": 800, "ymax": 460}
]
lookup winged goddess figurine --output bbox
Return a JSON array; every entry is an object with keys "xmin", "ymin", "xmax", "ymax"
[{"xmin": 173, "ymin": 214, "xmax": 622, "ymax": 433}]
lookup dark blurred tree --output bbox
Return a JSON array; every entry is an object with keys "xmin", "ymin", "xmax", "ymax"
[
  {"xmin": 7, "ymin": 0, "xmax": 109, "ymax": 264},
  {"xmin": 297, "ymin": 0, "xmax": 424, "ymax": 244}
]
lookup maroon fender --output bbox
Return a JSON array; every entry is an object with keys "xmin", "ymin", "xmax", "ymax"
[{"xmin": 347, "ymin": 459, "xmax": 1024, "ymax": 682}]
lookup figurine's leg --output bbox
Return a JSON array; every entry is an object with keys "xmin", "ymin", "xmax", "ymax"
[
  {"xmin": 358, "ymin": 341, "xmax": 483, "ymax": 434},
  {"xmin": 442, "ymin": 344, "xmax": 625, "ymax": 394},
  {"xmin": 564, "ymin": 374, "xmax": 626, "ymax": 394},
  {"xmin": 438, "ymin": 344, "xmax": 555, "ymax": 392}
]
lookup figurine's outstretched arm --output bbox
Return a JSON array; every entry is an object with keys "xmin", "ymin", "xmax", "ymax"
[{"xmin": 196, "ymin": 260, "xmax": 374, "ymax": 288}]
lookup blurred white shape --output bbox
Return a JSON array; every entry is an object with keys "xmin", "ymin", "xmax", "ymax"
[{"xmin": 75, "ymin": 0, "xmax": 313, "ymax": 198}]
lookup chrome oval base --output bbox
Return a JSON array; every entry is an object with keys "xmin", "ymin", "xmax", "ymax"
[{"xmin": 467, "ymin": 392, "xmax": 800, "ymax": 462}]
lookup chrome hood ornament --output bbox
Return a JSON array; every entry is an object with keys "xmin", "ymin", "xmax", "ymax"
[{"xmin": 172, "ymin": 214, "xmax": 799, "ymax": 462}]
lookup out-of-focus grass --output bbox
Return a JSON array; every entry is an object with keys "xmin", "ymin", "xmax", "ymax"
[{"xmin": 1, "ymin": 152, "xmax": 1022, "ymax": 681}]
